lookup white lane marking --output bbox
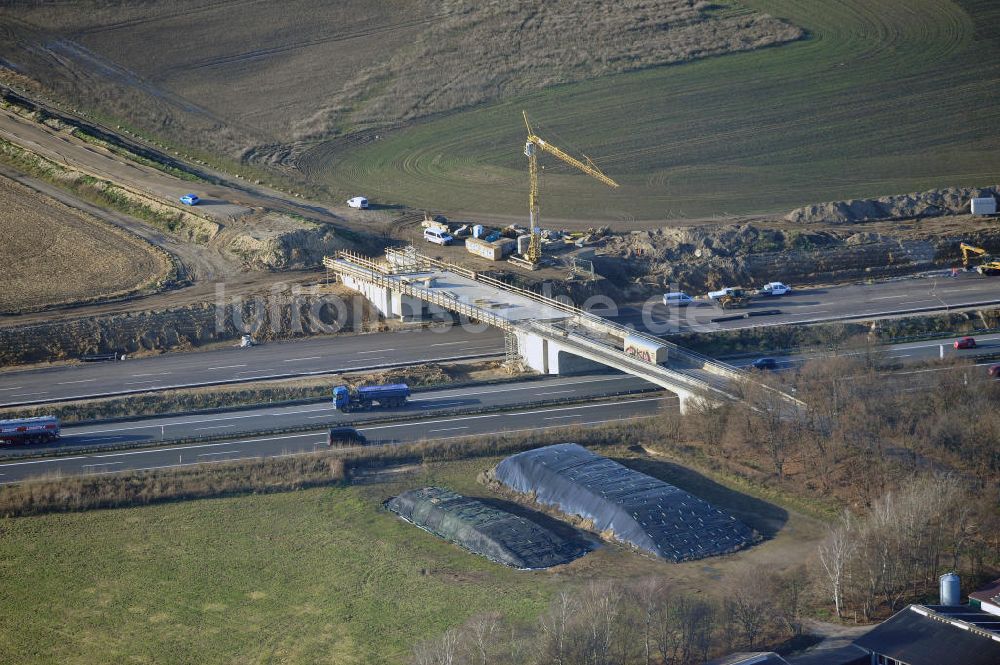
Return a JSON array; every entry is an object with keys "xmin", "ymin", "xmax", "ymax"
[
  {"xmin": 282, "ymin": 356, "xmax": 321, "ymax": 362},
  {"xmin": 362, "ymin": 396, "xmax": 670, "ymax": 432},
  {"xmin": 1, "ymin": 399, "xmax": 671, "ymax": 480},
  {"xmin": 410, "ymin": 375, "xmax": 634, "ymax": 404},
  {"xmin": 198, "ymin": 451, "xmax": 240, "ymax": 457},
  {"xmin": 124, "ymin": 380, "xmax": 157, "ymax": 385},
  {"xmin": 10, "ymin": 391, "xmax": 47, "ymax": 397},
  {"xmin": 870, "ymin": 295, "xmax": 907, "ymax": 300},
  {"xmin": 0, "ymin": 455, "xmax": 89, "ymax": 466},
  {"xmin": 0, "ymin": 386, "xmax": 23, "ymax": 391},
  {"xmin": 426, "ymin": 426, "xmax": 469, "ymax": 433},
  {"xmin": 544, "ymin": 414, "xmax": 581, "ymax": 420},
  {"xmin": 535, "ymin": 390, "xmax": 575, "ymax": 396},
  {"xmin": 131, "ymin": 372, "xmax": 171, "ymax": 377},
  {"xmin": 57, "ymin": 379, "xmax": 97, "ymax": 385},
  {"xmin": 71, "ymin": 403, "xmax": 335, "ymax": 435},
  {"xmin": 194, "ymin": 424, "xmax": 236, "ymax": 431},
  {"xmin": 307, "ymin": 414, "xmax": 334, "ymax": 419},
  {"xmin": 81, "ymin": 462, "xmax": 123, "ymax": 468},
  {"xmin": 205, "ymin": 364, "xmax": 246, "ymax": 370},
  {"xmin": 358, "ymin": 349, "xmax": 393, "ymax": 354},
  {"xmin": 430, "ymin": 341, "xmax": 466, "ymax": 346}
]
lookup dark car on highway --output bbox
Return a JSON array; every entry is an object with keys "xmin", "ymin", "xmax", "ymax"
[
  {"xmin": 328, "ymin": 427, "xmax": 367, "ymax": 447},
  {"xmin": 954, "ymin": 336, "xmax": 977, "ymax": 350},
  {"xmin": 989, "ymin": 364, "xmax": 1000, "ymax": 377},
  {"xmin": 751, "ymin": 357, "xmax": 778, "ymax": 370}
]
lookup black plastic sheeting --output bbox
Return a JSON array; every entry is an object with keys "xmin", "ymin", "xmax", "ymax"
[
  {"xmin": 386, "ymin": 487, "xmax": 588, "ymax": 569},
  {"xmin": 493, "ymin": 443, "xmax": 755, "ymax": 562}
]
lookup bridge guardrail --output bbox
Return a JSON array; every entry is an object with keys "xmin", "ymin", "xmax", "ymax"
[{"xmin": 381, "ymin": 248, "xmax": 742, "ymax": 378}]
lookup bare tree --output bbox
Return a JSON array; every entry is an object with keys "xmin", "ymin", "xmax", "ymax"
[
  {"xmin": 727, "ymin": 568, "xmax": 775, "ymax": 648},
  {"xmin": 818, "ymin": 510, "xmax": 856, "ymax": 619},
  {"xmin": 466, "ymin": 612, "xmax": 502, "ymax": 665},
  {"xmin": 539, "ymin": 590, "xmax": 577, "ymax": 665}
]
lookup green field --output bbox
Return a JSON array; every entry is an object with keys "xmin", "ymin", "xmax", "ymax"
[
  {"xmin": 0, "ymin": 448, "xmax": 823, "ymax": 664},
  {"xmin": 307, "ymin": 0, "xmax": 1000, "ymax": 220},
  {"xmin": 0, "ymin": 461, "xmax": 556, "ymax": 664}
]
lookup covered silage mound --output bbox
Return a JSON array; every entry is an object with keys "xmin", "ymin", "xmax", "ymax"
[
  {"xmin": 386, "ymin": 486, "xmax": 588, "ymax": 569},
  {"xmin": 492, "ymin": 443, "xmax": 755, "ymax": 562}
]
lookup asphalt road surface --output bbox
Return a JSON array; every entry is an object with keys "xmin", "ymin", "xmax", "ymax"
[
  {"xmin": 4, "ymin": 374, "xmax": 650, "ymax": 452},
  {"xmin": 1, "ymin": 271, "xmax": 997, "ymax": 409},
  {"xmin": 614, "ymin": 270, "xmax": 1000, "ymax": 334},
  {"xmin": 0, "ymin": 395, "xmax": 671, "ymax": 483},
  {"xmin": 730, "ymin": 331, "xmax": 1000, "ymax": 368},
  {"xmin": 0, "ymin": 327, "xmax": 505, "ymax": 407}
]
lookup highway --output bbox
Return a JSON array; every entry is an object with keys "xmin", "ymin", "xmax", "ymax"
[
  {"xmin": 616, "ymin": 270, "xmax": 1000, "ymax": 333},
  {"xmin": 729, "ymin": 331, "xmax": 1000, "ymax": 368},
  {"xmin": 4, "ymin": 374, "xmax": 651, "ymax": 451},
  {"xmin": 0, "ymin": 272, "xmax": 996, "ymax": 409},
  {"xmin": 0, "ymin": 327, "xmax": 505, "ymax": 407},
  {"xmin": 0, "ymin": 395, "xmax": 671, "ymax": 484}
]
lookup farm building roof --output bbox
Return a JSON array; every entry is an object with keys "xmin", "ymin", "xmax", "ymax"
[
  {"xmin": 970, "ymin": 577, "xmax": 1000, "ymax": 613},
  {"xmin": 491, "ymin": 443, "xmax": 755, "ymax": 562},
  {"xmin": 853, "ymin": 605, "xmax": 1000, "ymax": 665},
  {"xmin": 705, "ymin": 652, "xmax": 789, "ymax": 665},
  {"xmin": 385, "ymin": 486, "xmax": 588, "ymax": 570}
]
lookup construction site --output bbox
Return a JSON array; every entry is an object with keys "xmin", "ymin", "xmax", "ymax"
[{"xmin": 0, "ymin": 1, "xmax": 999, "ymax": 664}]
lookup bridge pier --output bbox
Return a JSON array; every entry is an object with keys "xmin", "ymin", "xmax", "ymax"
[{"xmin": 515, "ymin": 329, "xmax": 608, "ymax": 376}]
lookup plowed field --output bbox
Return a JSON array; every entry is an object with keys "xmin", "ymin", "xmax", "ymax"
[{"xmin": 0, "ymin": 175, "xmax": 172, "ymax": 312}]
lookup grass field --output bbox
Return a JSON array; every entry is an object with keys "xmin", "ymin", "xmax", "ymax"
[
  {"xmin": 0, "ymin": 174, "xmax": 172, "ymax": 312},
  {"xmin": 0, "ymin": 451, "xmax": 824, "ymax": 664},
  {"xmin": 306, "ymin": 0, "xmax": 1000, "ymax": 220}
]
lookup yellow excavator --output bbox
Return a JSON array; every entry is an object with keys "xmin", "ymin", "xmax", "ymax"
[
  {"xmin": 522, "ymin": 111, "xmax": 619, "ymax": 264},
  {"xmin": 718, "ymin": 287, "xmax": 754, "ymax": 309},
  {"xmin": 959, "ymin": 242, "xmax": 1000, "ymax": 275}
]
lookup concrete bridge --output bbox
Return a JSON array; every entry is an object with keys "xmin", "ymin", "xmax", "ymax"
[{"xmin": 324, "ymin": 249, "xmax": 794, "ymax": 413}]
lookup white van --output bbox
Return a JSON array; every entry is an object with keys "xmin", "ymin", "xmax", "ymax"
[
  {"xmin": 424, "ymin": 228, "xmax": 454, "ymax": 246},
  {"xmin": 663, "ymin": 292, "xmax": 694, "ymax": 307},
  {"xmin": 347, "ymin": 196, "xmax": 369, "ymax": 209}
]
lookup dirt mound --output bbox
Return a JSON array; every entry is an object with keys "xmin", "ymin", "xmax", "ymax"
[
  {"xmin": 222, "ymin": 212, "xmax": 357, "ymax": 270},
  {"xmin": 785, "ymin": 186, "xmax": 999, "ymax": 224},
  {"xmin": 594, "ymin": 220, "xmax": 996, "ymax": 294},
  {"xmin": 0, "ymin": 286, "xmax": 381, "ymax": 366}
]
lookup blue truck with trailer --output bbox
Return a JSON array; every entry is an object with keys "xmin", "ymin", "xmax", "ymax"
[{"xmin": 332, "ymin": 383, "xmax": 410, "ymax": 412}]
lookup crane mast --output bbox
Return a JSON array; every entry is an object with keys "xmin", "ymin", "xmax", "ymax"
[{"xmin": 522, "ymin": 111, "xmax": 618, "ymax": 264}]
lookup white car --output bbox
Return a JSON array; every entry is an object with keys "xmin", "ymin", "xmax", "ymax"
[
  {"xmin": 758, "ymin": 282, "xmax": 791, "ymax": 296},
  {"xmin": 347, "ymin": 196, "xmax": 369, "ymax": 209},
  {"xmin": 423, "ymin": 228, "xmax": 454, "ymax": 245},
  {"xmin": 662, "ymin": 292, "xmax": 694, "ymax": 307}
]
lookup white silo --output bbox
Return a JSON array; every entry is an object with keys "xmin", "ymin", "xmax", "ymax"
[{"xmin": 940, "ymin": 572, "xmax": 961, "ymax": 606}]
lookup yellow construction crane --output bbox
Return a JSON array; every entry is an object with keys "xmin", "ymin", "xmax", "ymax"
[{"xmin": 522, "ymin": 111, "xmax": 619, "ymax": 264}]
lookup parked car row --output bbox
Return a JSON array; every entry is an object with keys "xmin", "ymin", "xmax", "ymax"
[{"xmin": 663, "ymin": 282, "xmax": 792, "ymax": 307}]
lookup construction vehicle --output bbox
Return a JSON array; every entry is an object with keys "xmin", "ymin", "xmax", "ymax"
[
  {"xmin": 717, "ymin": 287, "xmax": 754, "ymax": 309},
  {"xmin": 521, "ymin": 111, "xmax": 619, "ymax": 265},
  {"xmin": 0, "ymin": 416, "xmax": 60, "ymax": 445},
  {"xmin": 332, "ymin": 383, "xmax": 410, "ymax": 412},
  {"xmin": 959, "ymin": 242, "xmax": 1000, "ymax": 275}
]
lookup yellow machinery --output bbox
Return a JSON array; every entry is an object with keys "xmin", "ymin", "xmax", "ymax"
[
  {"xmin": 959, "ymin": 242, "xmax": 1000, "ymax": 275},
  {"xmin": 522, "ymin": 111, "xmax": 619, "ymax": 264},
  {"xmin": 960, "ymin": 242, "xmax": 989, "ymax": 267},
  {"xmin": 718, "ymin": 287, "xmax": 754, "ymax": 309}
]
